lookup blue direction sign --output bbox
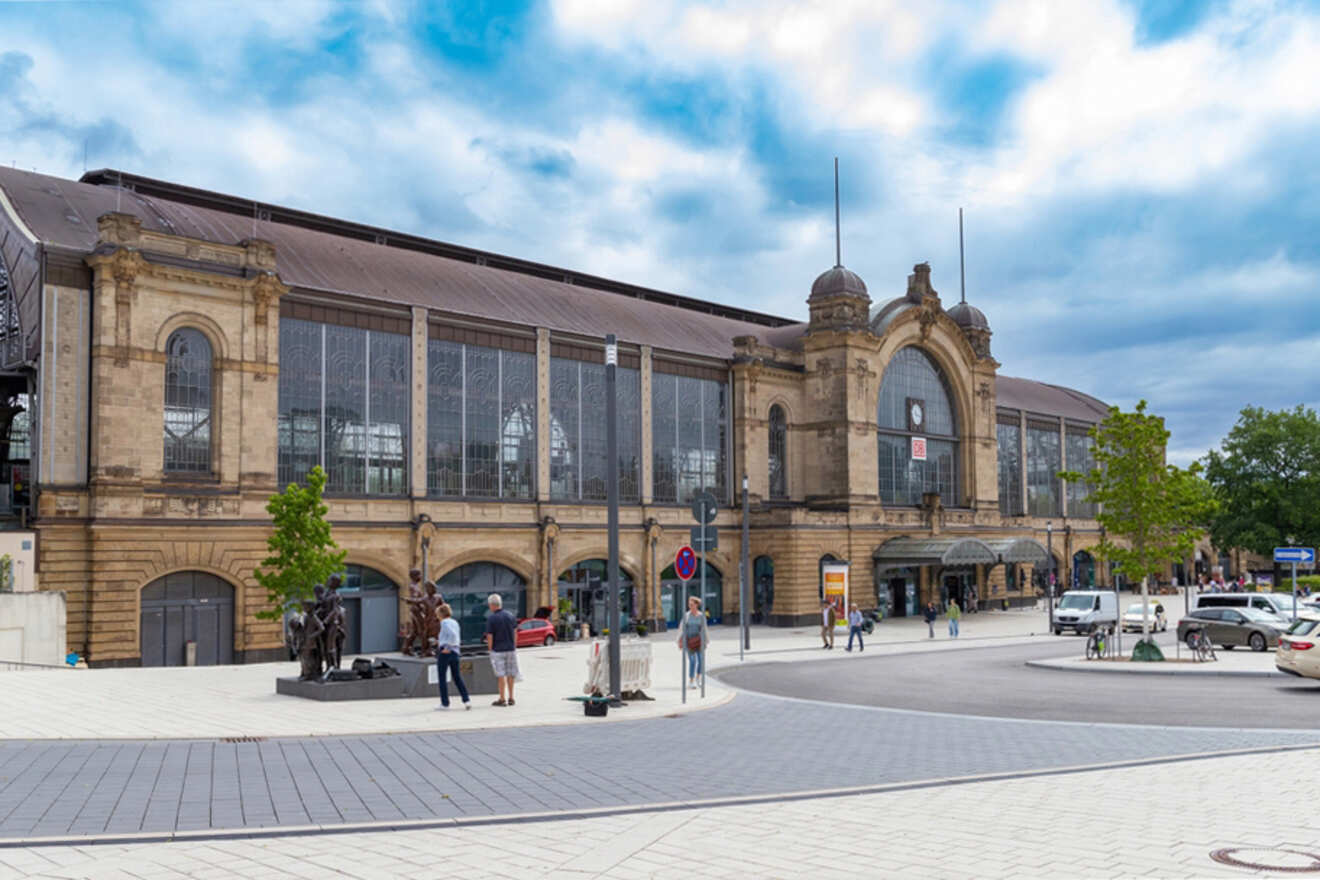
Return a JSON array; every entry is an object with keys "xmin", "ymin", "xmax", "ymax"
[
  {"xmin": 674, "ymin": 545, "xmax": 698, "ymax": 581},
  {"xmin": 1274, "ymin": 547, "xmax": 1316, "ymax": 564}
]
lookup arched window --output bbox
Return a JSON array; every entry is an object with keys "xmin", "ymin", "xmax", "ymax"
[
  {"xmin": 164, "ymin": 328, "xmax": 213, "ymax": 473},
  {"xmin": 768, "ymin": 405, "xmax": 787, "ymax": 500},
  {"xmin": 877, "ymin": 346, "xmax": 959, "ymax": 507}
]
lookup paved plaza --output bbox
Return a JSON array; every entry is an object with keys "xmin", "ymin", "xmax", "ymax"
[
  {"xmin": 3, "ymin": 745, "xmax": 1318, "ymax": 879},
  {"xmin": 4, "ymin": 605, "xmax": 1318, "ymax": 878}
]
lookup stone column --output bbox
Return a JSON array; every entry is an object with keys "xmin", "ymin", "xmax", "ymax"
[
  {"xmin": 640, "ymin": 345, "xmax": 653, "ymax": 504},
  {"xmin": 536, "ymin": 328, "xmax": 551, "ymax": 501},
  {"xmin": 410, "ymin": 307, "xmax": 428, "ymax": 499}
]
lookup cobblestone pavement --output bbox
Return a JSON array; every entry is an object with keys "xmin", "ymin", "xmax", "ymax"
[
  {"xmin": 3, "ymin": 691, "xmax": 1318, "ymax": 841},
  {"xmin": 4, "ymin": 745, "xmax": 1318, "ymax": 879}
]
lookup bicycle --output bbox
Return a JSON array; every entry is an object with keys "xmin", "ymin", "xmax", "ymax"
[
  {"xmin": 1185, "ymin": 627, "xmax": 1217, "ymax": 662},
  {"xmin": 1085, "ymin": 624, "xmax": 1112, "ymax": 660}
]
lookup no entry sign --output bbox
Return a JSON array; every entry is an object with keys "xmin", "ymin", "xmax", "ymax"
[{"xmin": 674, "ymin": 545, "xmax": 698, "ymax": 581}]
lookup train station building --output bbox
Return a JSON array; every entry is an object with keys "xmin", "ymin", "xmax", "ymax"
[{"xmin": 1, "ymin": 166, "xmax": 1157, "ymax": 666}]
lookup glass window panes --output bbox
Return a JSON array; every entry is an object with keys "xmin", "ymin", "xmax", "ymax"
[
  {"xmin": 1066, "ymin": 428, "xmax": 1096, "ymax": 518},
  {"xmin": 651, "ymin": 372, "xmax": 728, "ymax": 504},
  {"xmin": 997, "ymin": 420, "xmax": 1023, "ymax": 516},
  {"xmin": 163, "ymin": 328, "xmax": 212, "ymax": 473},
  {"xmin": 276, "ymin": 317, "xmax": 410, "ymax": 495},
  {"xmin": 1026, "ymin": 421, "xmax": 1061, "ymax": 517},
  {"xmin": 436, "ymin": 562, "xmax": 527, "ymax": 644},
  {"xmin": 426, "ymin": 340, "xmax": 536, "ymax": 499},
  {"xmin": 876, "ymin": 347, "xmax": 958, "ymax": 507},
  {"xmin": 549, "ymin": 358, "xmax": 640, "ymax": 502},
  {"xmin": 768, "ymin": 405, "xmax": 787, "ymax": 500}
]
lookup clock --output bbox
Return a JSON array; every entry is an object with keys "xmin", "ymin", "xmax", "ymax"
[{"xmin": 906, "ymin": 397, "xmax": 926, "ymax": 432}]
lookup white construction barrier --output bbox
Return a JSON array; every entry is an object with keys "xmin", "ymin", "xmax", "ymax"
[{"xmin": 583, "ymin": 638, "xmax": 653, "ymax": 695}]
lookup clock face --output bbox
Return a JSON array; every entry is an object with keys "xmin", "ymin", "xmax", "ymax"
[{"xmin": 910, "ymin": 402, "xmax": 924, "ymax": 426}]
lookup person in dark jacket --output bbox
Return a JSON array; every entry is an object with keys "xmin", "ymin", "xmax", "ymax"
[{"xmin": 923, "ymin": 602, "xmax": 937, "ymax": 638}]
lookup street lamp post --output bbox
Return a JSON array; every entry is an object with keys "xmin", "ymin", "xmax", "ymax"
[
  {"xmin": 1046, "ymin": 520, "xmax": 1054, "ymax": 631},
  {"xmin": 605, "ymin": 334, "xmax": 621, "ymax": 704},
  {"xmin": 740, "ymin": 472, "xmax": 750, "ymax": 659}
]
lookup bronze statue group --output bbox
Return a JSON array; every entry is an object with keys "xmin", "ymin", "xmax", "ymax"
[{"xmin": 286, "ymin": 569, "xmax": 443, "ymax": 681}]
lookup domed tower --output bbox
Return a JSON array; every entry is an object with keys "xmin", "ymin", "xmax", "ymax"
[
  {"xmin": 806, "ymin": 263, "xmax": 871, "ymax": 334},
  {"xmin": 948, "ymin": 300, "xmax": 992, "ymax": 358}
]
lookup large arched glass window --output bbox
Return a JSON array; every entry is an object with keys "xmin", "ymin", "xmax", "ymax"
[
  {"xmin": 877, "ymin": 346, "xmax": 958, "ymax": 507},
  {"xmin": 164, "ymin": 328, "xmax": 213, "ymax": 473},
  {"xmin": 768, "ymin": 404, "xmax": 787, "ymax": 500}
]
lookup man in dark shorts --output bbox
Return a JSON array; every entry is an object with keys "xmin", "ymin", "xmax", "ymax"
[{"xmin": 484, "ymin": 593, "xmax": 519, "ymax": 706}]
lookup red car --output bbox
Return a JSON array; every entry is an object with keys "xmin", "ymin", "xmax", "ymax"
[{"xmin": 515, "ymin": 618, "xmax": 557, "ymax": 647}]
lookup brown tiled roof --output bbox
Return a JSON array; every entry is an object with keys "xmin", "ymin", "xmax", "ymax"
[
  {"xmin": 996, "ymin": 375, "xmax": 1109, "ymax": 423},
  {"xmin": 0, "ymin": 167, "xmax": 791, "ymax": 360}
]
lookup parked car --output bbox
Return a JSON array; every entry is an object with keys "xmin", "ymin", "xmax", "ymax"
[
  {"xmin": 1275, "ymin": 613, "xmax": 1320, "ymax": 680},
  {"xmin": 515, "ymin": 618, "xmax": 557, "ymax": 648},
  {"xmin": 1053, "ymin": 590, "xmax": 1118, "ymax": 635},
  {"xmin": 1191, "ymin": 592, "xmax": 1292, "ymax": 620},
  {"xmin": 1177, "ymin": 607, "xmax": 1285, "ymax": 652},
  {"xmin": 1122, "ymin": 601, "xmax": 1167, "ymax": 633}
]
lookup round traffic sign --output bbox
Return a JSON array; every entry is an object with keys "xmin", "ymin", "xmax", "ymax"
[
  {"xmin": 674, "ymin": 545, "xmax": 697, "ymax": 581},
  {"xmin": 691, "ymin": 491, "xmax": 718, "ymax": 525}
]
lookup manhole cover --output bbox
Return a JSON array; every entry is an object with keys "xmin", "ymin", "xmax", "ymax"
[{"xmin": 1210, "ymin": 848, "xmax": 1320, "ymax": 872}]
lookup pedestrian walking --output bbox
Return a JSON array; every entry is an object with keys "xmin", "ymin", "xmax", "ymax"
[
  {"xmin": 434, "ymin": 603, "xmax": 470, "ymax": 711},
  {"xmin": 677, "ymin": 596, "xmax": 709, "ymax": 687},
  {"xmin": 820, "ymin": 599, "xmax": 837, "ymax": 649},
  {"xmin": 846, "ymin": 603, "xmax": 864, "ymax": 652},
  {"xmin": 968, "ymin": 588, "xmax": 978, "ymax": 614},
  {"xmin": 483, "ymin": 594, "xmax": 519, "ymax": 707},
  {"xmin": 923, "ymin": 601, "xmax": 937, "ymax": 638},
  {"xmin": 947, "ymin": 598, "xmax": 961, "ymax": 638}
]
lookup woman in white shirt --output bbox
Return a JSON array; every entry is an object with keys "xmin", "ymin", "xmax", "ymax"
[{"xmin": 435, "ymin": 603, "xmax": 471, "ymax": 710}]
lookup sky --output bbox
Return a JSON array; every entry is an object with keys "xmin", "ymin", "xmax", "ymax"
[{"xmin": 2, "ymin": 0, "xmax": 1318, "ymax": 464}]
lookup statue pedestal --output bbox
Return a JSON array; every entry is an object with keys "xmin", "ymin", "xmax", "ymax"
[
  {"xmin": 275, "ymin": 675, "xmax": 405, "ymax": 701},
  {"xmin": 382, "ymin": 652, "xmax": 499, "ymax": 697},
  {"xmin": 275, "ymin": 652, "xmax": 500, "ymax": 701}
]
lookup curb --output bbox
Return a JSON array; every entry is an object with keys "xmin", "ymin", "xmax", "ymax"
[{"xmin": 1025, "ymin": 658, "xmax": 1286, "ymax": 678}]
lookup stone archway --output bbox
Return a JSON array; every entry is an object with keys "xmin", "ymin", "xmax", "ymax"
[{"xmin": 139, "ymin": 571, "xmax": 236, "ymax": 667}]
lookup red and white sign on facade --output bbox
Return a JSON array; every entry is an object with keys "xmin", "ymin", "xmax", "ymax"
[{"xmin": 911, "ymin": 436, "xmax": 927, "ymax": 461}]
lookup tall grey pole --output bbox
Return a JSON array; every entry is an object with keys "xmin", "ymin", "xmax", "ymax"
[
  {"xmin": 1293, "ymin": 561, "xmax": 1298, "ymax": 620},
  {"xmin": 699, "ymin": 547, "xmax": 706, "ymax": 698},
  {"xmin": 741, "ymin": 473, "xmax": 750, "ymax": 657},
  {"xmin": 605, "ymin": 334, "xmax": 621, "ymax": 703},
  {"xmin": 1046, "ymin": 522, "xmax": 1054, "ymax": 632}
]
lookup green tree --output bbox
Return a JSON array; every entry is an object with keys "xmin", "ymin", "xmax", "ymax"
[
  {"xmin": 253, "ymin": 466, "xmax": 346, "ymax": 621},
  {"xmin": 1062, "ymin": 401, "xmax": 1217, "ymax": 659},
  {"xmin": 1203, "ymin": 405, "xmax": 1320, "ymax": 558}
]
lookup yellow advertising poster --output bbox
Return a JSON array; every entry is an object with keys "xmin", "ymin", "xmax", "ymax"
[{"xmin": 822, "ymin": 563, "xmax": 849, "ymax": 628}]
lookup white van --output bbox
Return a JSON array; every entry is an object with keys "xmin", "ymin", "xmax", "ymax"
[
  {"xmin": 1193, "ymin": 592, "xmax": 1296, "ymax": 620},
  {"xmin": 1053, "ymin": 590, "xmax": 1119, "ymax": 635}
]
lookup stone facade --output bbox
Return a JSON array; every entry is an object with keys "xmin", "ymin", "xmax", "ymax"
[{"xmin": 17, "ymin": 194, "xmax": 1127, "ymax": 666}]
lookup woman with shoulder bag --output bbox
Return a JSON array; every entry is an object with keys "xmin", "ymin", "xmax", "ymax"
[{"xmin": 677, "ymin": 596, "xmax": 709, "ymax": 687}]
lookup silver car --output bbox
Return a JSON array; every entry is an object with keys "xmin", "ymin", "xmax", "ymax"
[{"xmin": 1177, "ymin": 606, "xmax": 1285, "ymax": 652}]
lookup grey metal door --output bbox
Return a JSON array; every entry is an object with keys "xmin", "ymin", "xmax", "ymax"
[
  {"xmin": 139, "ymin": 572, "xmax": 235, "ymax": 666},
  {"xmin": 360, "ymin": 593, "xmax": 398, "ymax": 653}
]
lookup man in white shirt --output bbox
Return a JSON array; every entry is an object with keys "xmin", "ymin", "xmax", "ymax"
[{"xmin": 846, "ymin": 603, "xmax": 865, "ymax": 652}]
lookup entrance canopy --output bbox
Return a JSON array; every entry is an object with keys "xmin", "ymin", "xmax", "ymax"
[
  {"xmin": 872, "ymin": 537, "xmax": 998, "ymax": 568},
  {"xmin": 984, "ymin": 538, "xmax": 1050, "ymax": 565}
]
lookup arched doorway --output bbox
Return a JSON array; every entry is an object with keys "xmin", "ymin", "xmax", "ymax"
[
  {"xmin": 660, "ymin": 560, "xmax": 723, "ymax": 627},
  {"xmin": 336, "ymin": 564, "xmax": 400, "ymax": 655},
  {"xmin": 557, "ymin": 559, "xmax": 636, "ymax": 635},
  {"xmin": 140, "ymin": 571, "xmax": 234, "ymax": 667},
  {"xmin": 753, "ymin": 556, "xmax": 774, "ymax": 624},
  {"xmin": 1073, "ymin": 551, "xmax": 1096, "ymax": 589},
  {"xmin": 437, "ymin": 561, "xmax": 527, "ymax": 644}
]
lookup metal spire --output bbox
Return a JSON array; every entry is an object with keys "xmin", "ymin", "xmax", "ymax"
[
  {"xmin": 834, "ymin": 157, "xmax": 841, "ymax": 268},
  {"xmin": 958, "ymin": 207, "xmax": 966, "ymax": 304}
]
